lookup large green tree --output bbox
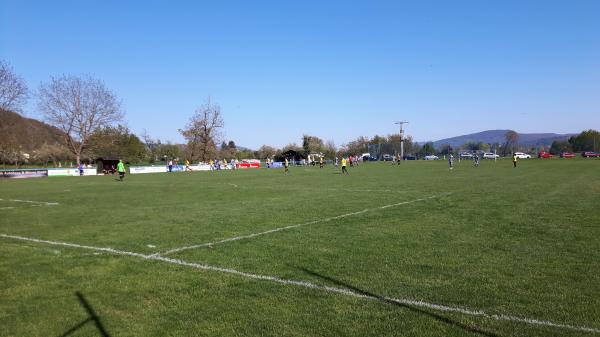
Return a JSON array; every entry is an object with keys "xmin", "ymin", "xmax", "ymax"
[
  {"xmin": 549, "ymin": 140, "xmax": 572, "ymax": 155},
  {"xmin": 302, "ymin": 135, "xmax": 325, "ymax": 155},
  {"xmin": 438, "ymin": 144, "xmax": 453, "ymax": 156},
  {"xmin": 419, "ymin": 142, "xmax": 436, "ymax": 156},
  {"xmin": 87, "ymin": 125, "xmax": 146, "ymax": 163},
  {"xmin": 568, "ymin": 130, "xmax": 600, "ymax": 152}
]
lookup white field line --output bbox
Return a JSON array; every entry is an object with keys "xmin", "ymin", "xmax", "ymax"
[
  {"xmin": 326, "ymin": 188, "xmax": 409, "ymax": 193},
  {"xmin": 1, "ymin": 233, "xmax": 599, "ymax": 334},
  {"xmin": 0, "ymin": 198, "xmax": 59, "ymax": 206},
  {"xmin": 156, "ymin": 193, "xmax": 450, "ymax": 256}
]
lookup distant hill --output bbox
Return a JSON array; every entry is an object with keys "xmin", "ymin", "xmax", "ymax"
[
  {"xmin": 0, "ymin": 109, "xmax": 65, "ymax": 152},
  {"xmin": 428, "ymin": 130, "xmax": 575, "ymax": 149}
]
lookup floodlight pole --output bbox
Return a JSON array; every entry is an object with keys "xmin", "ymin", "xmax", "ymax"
[{"xmin": 395, "ymin": 121, "xmax": 408, "ymax": 161}]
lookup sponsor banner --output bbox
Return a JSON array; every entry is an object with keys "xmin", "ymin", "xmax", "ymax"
[
  {"xmin": 268, "ymin": 162, "xmax": 283, "ymax": 168},
  {"xmin": 48, "ymin": 168, "xmax": 96, "ymax": 177},
  {"xmin": 236, "ymin": 163, "xmax": 261, "ymax": 169},
  {"xmin": 129, "ymin": 166, "xmax": 168, "ymax": 174},
  {"xmin": 0, "ymin": 169, "xmax": 48, "ymax": 179},
  {"xmin": 190, "ymin": 164, "xmax": 211, "ymax": 171}
]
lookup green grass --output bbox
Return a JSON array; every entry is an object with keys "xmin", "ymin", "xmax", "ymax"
[{"xmin": 1, "ymin": 159, "xmax": 599, "ymax": 337}]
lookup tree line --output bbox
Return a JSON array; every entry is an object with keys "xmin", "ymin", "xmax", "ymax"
[
  {"xmin": 1, "ymin": 59, "xmax": 598, "ymax": 167},
  {"xmin": 549, "ymin": 130, "xmax": 600, "ymax": 154}
]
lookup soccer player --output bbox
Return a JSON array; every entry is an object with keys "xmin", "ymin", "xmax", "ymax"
[
  {"xmin": 185, "ymin": 159, "xmax": 192, "ymax": 172},
  {"xmin": 284, "ymin": 157, "xmax": 289, "ymax": 174},
  {"xmin": 341, "ymin": 157, "xmax": 349, "ymax": 175},
  {"xmin": 448, "ymin": 154, "xmax": 454, "ymax": 170},
  {"xmin": 512, "ymin": 153, "xmax": 518, "ymax": 168},
  {"xmin": 117, "ymin": 159, "xmax": 126, "ymax": 181},
  {"xmin": 319, "ymin": 156, "xmax": 324, "ymax": 169}
]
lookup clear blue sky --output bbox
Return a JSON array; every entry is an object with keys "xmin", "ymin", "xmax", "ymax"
[{"xmin": 1, "ymin": 0, "xmax": 599, "ymax": 149}]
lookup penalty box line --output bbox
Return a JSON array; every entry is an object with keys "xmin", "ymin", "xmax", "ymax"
[
  {"xmin": 1, "ymin": 233, "xmax": 599, "ymax": 334},
  {"xmin": 155, "ymin": 193, "xmax": 452, "ymax": 257}
]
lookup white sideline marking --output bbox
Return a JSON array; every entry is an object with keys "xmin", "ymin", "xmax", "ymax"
[
  {"xmin": 1, "ymin": 233, "xmax": 599, "ymax": 334},
  {"xmin": 0, "ymin": 198, "xmax": 59, "ymax": 206},
  {"xmin": 157, "ymin": 193, "xmax": 450, "ymax": 256}
]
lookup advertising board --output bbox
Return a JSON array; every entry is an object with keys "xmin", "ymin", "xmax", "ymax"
[
  {"xmin": 47, "ymin": 168, "xmax": 97, "ymax": 177},
  {"xmin": 0, "ymin": 169, "xmax": 48, "ymax": 179},
  {"xmin": 190, "ymin": 164, "xmax": 211, "ymax": 171},
  {"xmin": 129, "ymin": 166, "xmax": 168, "ymax": 174},
  {"xmin": 236, "ymin": 163, "xmax": 261, "ymax": 169}
]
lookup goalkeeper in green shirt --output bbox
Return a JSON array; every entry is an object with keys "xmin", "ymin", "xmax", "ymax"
[{"xmin": 117, "ymin": 160, "xmax": 126, "ymax": 181}]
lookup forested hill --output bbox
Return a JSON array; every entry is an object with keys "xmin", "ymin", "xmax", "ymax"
[
  {"xmin": 0, "ymin": 109, "xmax": 64, "ymax": 152},
  {"xmin": 430, "ymin": 130, "xmax": 574, "ymax": 148}
]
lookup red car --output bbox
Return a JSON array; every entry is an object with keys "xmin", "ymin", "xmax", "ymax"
[
  {"xmin": 538, "ymin": 151, "xmax": 554, "ymax": 158},
  {"xmin": 560, "ymin": 152, "xmax": 576, "ymax": 158},
  {"xmin": 582, "ymin": 151, "xmax": 600, "ymax": 158}
]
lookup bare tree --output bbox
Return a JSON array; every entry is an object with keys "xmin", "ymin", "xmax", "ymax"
[
  {"xmin": 38, "ymin": 75, "xmax": 123, "ymax": 165},
  {"xmin": 34, "ymin": 143, "xmax": 73, "ymax": 167},
  {"xmin": 503, "ymin": 130, "xmax": 519, "ymax": 155},
  {"xmin": 257, "ymin": 145, "xmax": 277, "ymax": 159},
  {"xmin": 179, "ymin": 98, "xmax": 224, "ymax": 162},
  {"xmin": 0, "ymin": 60, "xmax": 29, "ymax": 112},
  {"xmin": 324, "ymin": 139, "xmax": 337, "ymax": 159}
]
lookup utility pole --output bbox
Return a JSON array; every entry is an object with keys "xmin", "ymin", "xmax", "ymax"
[{"xmin": 394, "ymin": 121, "xmax": 409, "ymax": 161}]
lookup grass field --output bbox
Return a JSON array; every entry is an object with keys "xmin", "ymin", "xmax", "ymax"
[{"xmin": 1, "ymin": 159, "xmax": 599, "ymax": 337}]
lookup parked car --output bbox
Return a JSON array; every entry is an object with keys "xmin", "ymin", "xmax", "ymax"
[
  {"xmin": 382, "ymin": 154, "xmax": 394, "ymax": 161},
  {"xmin": 582, "ymin": 151, "xmax": 600, "ymax": 158},
  {"xmin": 560, "ymin": 152, "xmax": 576, "ymax": 158},
  {"xmin": 362, "ymin": 153, "xmax": 377, "ymax": 161},
  {"xmin": 514, "ymin": 152, "xmax": 531, "ymax": 159},
  {"xmin": 424, "ymin": 155, "xmax": 439, "ymax": 160},
  {"xmin": 482, "ymin": 152, "xmax": 499, "ymax": 159},
  {"xmin": 403, "ymin": 155, "xmax": 417, "ymax": 160},
  {"xmin": 459, "ymin": 152, "xmax": 473, "ymax": 159},
  {"xmin": 538, "ymin": 151, "xmax": 554, "ymax": 158}
]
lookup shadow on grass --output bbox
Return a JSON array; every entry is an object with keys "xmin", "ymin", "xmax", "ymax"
[
  {"xmin": 58, "ymin": 292, "xmax": 111, "ymax": 337},
  {"xmin": 297, "ymin": 267, "xmax": 501, "ymax": 337}
]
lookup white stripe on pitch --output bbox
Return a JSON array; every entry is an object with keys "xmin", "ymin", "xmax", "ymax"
[
  {"xmin": 0, "ymin": 198, "xmax": 59, "ymax": 206},
  {"xmin": 157, "ymin": 193, "xmax": 450, "ymax": 256},
  {"xmin": 1, "ymin": 233, "xmax": 598, "ymax": 334}
]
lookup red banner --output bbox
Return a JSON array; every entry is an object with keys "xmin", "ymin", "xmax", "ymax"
[{"xmin": 236, "ymin": 163, "xmax": 261, "ymax": 169}]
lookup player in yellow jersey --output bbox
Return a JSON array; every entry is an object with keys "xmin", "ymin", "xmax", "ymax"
[
  {"xmin": 341, "ymin": 157, "xmax": 349, "ymax": 175},
  {"xmin": 284, "ymin": 157, "xmax": 289, "ymax": 174}
]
